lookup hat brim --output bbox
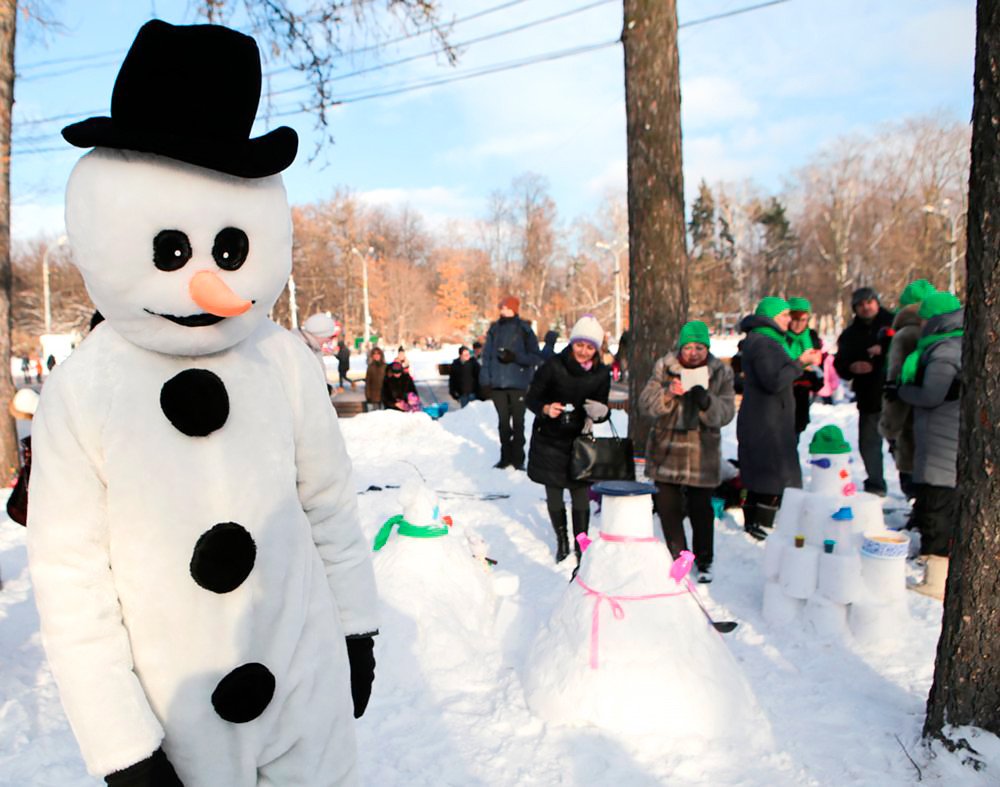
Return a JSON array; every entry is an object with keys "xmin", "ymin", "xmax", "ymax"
[{"xmin": 62, "ymin": 117, "xmax": 298, "ymax": 178}]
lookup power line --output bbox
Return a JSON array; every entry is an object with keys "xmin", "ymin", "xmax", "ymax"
[
  {"xmin": 12, "ymin": 0, "xmax": 793, "ymax": 150},
  {"xmin": 271, "ymin": 38, "xmax": 620, "ymax": 115}
]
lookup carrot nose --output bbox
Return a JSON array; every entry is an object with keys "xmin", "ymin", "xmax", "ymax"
[{"xmin": 189, "ymin": 270, "xmax": 252, "ymax": 317}]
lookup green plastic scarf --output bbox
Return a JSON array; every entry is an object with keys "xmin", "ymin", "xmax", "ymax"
[
  {"xmin": 373, "ymin": 514, "xmax": 450, "ymax": 551},
  {"xmin": 752, "ymin": 326, "xmax": 797, "ymax": 359},
  {"xmin": 899, "ymin": 330, "xmax": 963, "ymax": 385}
]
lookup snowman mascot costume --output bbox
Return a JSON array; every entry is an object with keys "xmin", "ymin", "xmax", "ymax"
[{"xmin": 27, "ymin": 21, "xmax": 378, "ymax": 787}]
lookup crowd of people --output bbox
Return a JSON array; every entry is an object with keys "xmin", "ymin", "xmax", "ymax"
[{"xmin": 286, "ymin": 280, "xmax": 961, "ymax": 598}]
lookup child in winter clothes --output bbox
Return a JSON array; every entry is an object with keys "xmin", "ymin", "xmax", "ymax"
[
  {"xmin": 639, "ymin": 321, "xmax": 735, "ymax": 583},
  {"xmin": 382, "ymin": 361, "xmax": 418, "ymax": 411}
]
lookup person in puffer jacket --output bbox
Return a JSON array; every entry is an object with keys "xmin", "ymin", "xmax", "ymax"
[
  {"xmin": 893, "ymin": 291, "xmax": 963, "ymax": 601},
  {"xmin": 479, "ymin": 296, "xmax": 543, "ymax": 470},
  {"xmin": 879, "ymin": 279, "xmax": 937, "ymax": 499},
  {"xmin": 639, "ymin": 320, "xmax": 735, "ymax": 583}
]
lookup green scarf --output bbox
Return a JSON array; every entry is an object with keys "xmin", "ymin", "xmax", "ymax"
[
  {"xmin": 753, "ymin": 326, "xmax": 797, "ymax": 359},
  {"xmin": 373, "ymin": 514, "xmax": 450, "ymax": 551},
  {"xmin": 899, "ymin": 330, "xmax": 963, "ymax": 385},
  {"xmin": 786, "ymin": 328, "xmax": 814, "ymax": 361}
]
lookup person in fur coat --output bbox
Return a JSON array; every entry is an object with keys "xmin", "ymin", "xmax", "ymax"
[
  {"xmin": 526, "ymin": 315, "xmax": 611, "ymax": 567},
  {"xmin": 27, "ymin": 21, "xmax": 377, "ymax": 786},
  {"xmin": 879, "ymin": 279, "xmax": 936, "ymax": 499},
  {"xmin": 638, "ymin": 321, "xmax": 735, "ymax": 583}
]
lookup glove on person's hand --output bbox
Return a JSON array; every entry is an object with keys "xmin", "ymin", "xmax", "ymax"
[
  {"xmin": 883, "ymin": 380, "xmax": 900, "ymax": 403},
  {"xmin": 498, "ymin": 348, "xmax": 516, "ymax": 364},
  {"xmin": 346, "ymin": 635, "xmax": 376, "ymax": 718},
  {"xmin": 105, "ymin": 747, "xmax": 183, "ymax": 787},
  {"xmin": 688, "ymin": 385, "xmax": 711, "ymax": 411},
  {"xmin": 583, "ymin": 399, "xmax": 609, "ymax": 420}
]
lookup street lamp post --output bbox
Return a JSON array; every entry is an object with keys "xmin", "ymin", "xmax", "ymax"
[
  {"xmin": 42, "ymin": 235, "xmax": 68, "ymax": 335},
  {"xmin": 351, "ymin": 246, "xmax": 374, "ymax": 348},
  {"xmin": 595, "ymin": 240, "xmax": 627, "ymax": 341},
  {"xmin": 922, "ymin": 199, "xmax": 966, "ymax": 295}
]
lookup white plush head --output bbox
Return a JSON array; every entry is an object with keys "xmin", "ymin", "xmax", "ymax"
[{"xmin": 65, "ymin": 148, "xmax": 292, "ymax": 356}]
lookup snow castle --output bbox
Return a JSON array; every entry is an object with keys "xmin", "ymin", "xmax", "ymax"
[
  {"xmin": 523, "ymin": 481, "xmax": 770, "ymax": 741},
  {"xmin": 762, "ymin": 425, "xmax": 911, "ymax": 645}
]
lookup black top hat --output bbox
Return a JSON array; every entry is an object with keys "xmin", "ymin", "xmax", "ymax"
[{"xmin": 62, "ymin": 20, "xmax": 297, "ymax": 178}]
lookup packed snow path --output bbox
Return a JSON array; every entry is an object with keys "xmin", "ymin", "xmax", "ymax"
[{"xmin": 1, "ymin": 398, "xmax": 997, "ymax": 785}]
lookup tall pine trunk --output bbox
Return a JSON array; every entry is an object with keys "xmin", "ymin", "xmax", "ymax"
[
  {"xmin": 0, "ymin": 1, "xmax": 18, "ymax": 484},
  {"xmin": 924, "ymin": 0, "xmax": 1000, "ymax": 742},
  {"xmin": 622, "ymin": 0, "xmax": 688, "ymax": 454}
]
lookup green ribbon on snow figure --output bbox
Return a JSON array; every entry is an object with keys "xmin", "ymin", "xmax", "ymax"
[{"xmin": 372, "ymin": 514, "xmax": 450, "ymax": 551}]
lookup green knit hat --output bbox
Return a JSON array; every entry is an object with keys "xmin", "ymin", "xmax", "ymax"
[
  {"xmin": 809, "ymin": 425, "xmax": 851, "ymax": 455},
  {"xmin": 787, "ymin": 296, "xmax": 811, "ymax": 313},
  {"xmin": 755, "ymin": 296, "xmax": 790, "ymax": 319},
  {"xmin": 899, "ymin": 279, "xmax": 937, "ymax": 308},
  {"xmin": 678, "ymin": 320, "xmax": 710, "ymax": 349},
  {"xmin": 918, "ymin": 291, "xmax": 961, "ymax": 320}
]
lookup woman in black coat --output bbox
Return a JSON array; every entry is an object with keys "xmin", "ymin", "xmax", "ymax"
[
  {"xmin": 737, "ymin": 297, "xmax": 823, "ymax": 540},
  {"xmin": 526, "ymin": 316, "xmax": 611, "ymax": 566}
]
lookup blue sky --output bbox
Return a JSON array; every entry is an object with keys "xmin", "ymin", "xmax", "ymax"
[{"xmin": 10, "ymin": 0, "xmax": 975, "ymax": 241}]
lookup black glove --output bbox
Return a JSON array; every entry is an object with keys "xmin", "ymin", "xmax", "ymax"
[
  {"xmin": 346, "ymin": 635, "xmax": 376, "ymax": 718},
  {"xmin": 883, "ymin": 380, "xmax": 900, "ymax": 403},
  {"xmin": 105, "ymin": 748, "xmax": 182, "ymax": 787},
  {"xmin": 498, "ymin": 348, "xmax": 516, "ymax": 364},
  {"xmin": 688, "ymin": 385, "xmax": 711, "ymax": 411},
  {"xmin": 945, "ymin": 376, "xmax": 961, "ymax": 401}
]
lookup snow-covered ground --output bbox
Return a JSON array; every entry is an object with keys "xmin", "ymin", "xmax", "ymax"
[{"xmin": 1, "ymin": 353, "xmax": 997, "ymax": 785}]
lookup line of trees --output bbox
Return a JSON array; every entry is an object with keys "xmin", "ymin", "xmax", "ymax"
[{"xmin": 11, "ymin": 114, "xmax": 969, "ymax": 352}]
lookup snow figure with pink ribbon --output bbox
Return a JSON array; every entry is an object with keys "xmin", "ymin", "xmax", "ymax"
[
  {"xmin": 522, "ymin": 481, "xmax": 771, "ymax": 741},
  {"xmin": 762, "ymin": 425, "xmax": 911, "ymax": 645}
]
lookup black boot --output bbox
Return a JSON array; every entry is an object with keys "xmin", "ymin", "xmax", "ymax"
[
  {"xmin": 571, "ymin": 508, "xmax": 591, "ymax": 566},
  {"xmin": 549, "ymin": 507, "xmax": 570, "ymax": 563},
  {"xmin": 757, "ymin": 502, "xmax": 779, "ymax": 530},
  {"xmin": 743, "ymin": 504, "xmax": 767, "ymax": 541}
]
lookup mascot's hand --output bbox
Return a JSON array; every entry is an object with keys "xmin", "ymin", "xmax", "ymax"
[
  {"xmin": 346, "ymin": 635, "xmax": 376, "ymax": 718},
  {"xmin": 105, "ymin": 747, "xmax": 183, "ymax": 787}
]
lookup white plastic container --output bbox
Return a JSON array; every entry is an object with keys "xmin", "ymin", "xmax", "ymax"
[
  {"xmin": 849, "ymin": 599, "xmax": 908, "ymax": 647},
  {"xmin": 817, "ymin": 551, "xmax": 863, "ymax": 605},
  {"xmin": 804, "ymin": 594, "xmax": 849, "ymax": 641},
  {"xmin": 779, "ymin": 544, "xmax": 820, "ymax": 600},
  {"xmin": 762, "ymin": 580, "xmax": 803, "ymax": 626},
  {"xmin": 801, "ymin": 495, "xmax": 840, "ymax": 547},
  {"xmin": 762, "ymin": 534, "xmax": 788, "ymax": 581},
  {"xmin": 859, "ymin": 532, "xmax": 910, "ymax": 601},
  {"xmin": 773, "ymin": 487, "xmax": 809, "ymax": 538}
]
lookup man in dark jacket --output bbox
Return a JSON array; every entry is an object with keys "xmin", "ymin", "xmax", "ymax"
[
  {"xmin": 382, "ymin": 361, "xmax": 417, "ymax": 411},
  {"xmin": 479, "ymin": 296, "xmax": 543, "ymax": 470},
  {"xmin": 448, "ymin": 346, "xmax": 480, "ymax": 407},
  {"xmin": 834, "ymin": 287, "xmax": 894, "ymax": 495}
]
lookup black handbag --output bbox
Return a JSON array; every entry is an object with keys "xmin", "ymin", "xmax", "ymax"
[{"xmin": 570, "ymin": 419, "xmax": 635, "ymax": 482}]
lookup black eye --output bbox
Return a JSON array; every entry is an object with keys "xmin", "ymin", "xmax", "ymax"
[
  {"xmin": 212, "ymin": 227, "xmax": 249, "ymax": 271},
  {"xmin": 153, "ymin": 230, "xmax": 192, "ymax": 271}
]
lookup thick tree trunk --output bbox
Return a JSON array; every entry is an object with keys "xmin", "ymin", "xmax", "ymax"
[
  {"xmin": 622, "ymin": 0, "xmax": 688, "ymax": 455},
  {"xmin": 0, "ymin": 1, "xmax": 18, "ymax": 484},
  {"xmin": 924, "ymin": 0, "xmax": 1000, "ymax": 742}
]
